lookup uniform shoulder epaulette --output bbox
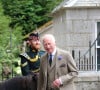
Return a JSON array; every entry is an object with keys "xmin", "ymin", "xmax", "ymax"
[
  {"xmin": 20, "ymin": 53, "xmax": 30, "ymax": 60},
  {"xmin": 20, "ymin": 52, "xmax": 39, "ymax": 62}
]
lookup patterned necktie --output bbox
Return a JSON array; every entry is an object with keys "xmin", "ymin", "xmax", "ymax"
[{"xmin": 49, "ymin": 54, "xmax": 52, "ymax": 66}]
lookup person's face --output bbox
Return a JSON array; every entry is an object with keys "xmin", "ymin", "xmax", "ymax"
[
  {"xmin": 29, "ymin": 36, "xmax": 41, "ymax": 50},
  {"xmin": 43, "ymin": 38, "xmax": 56, "ymax": 54}
]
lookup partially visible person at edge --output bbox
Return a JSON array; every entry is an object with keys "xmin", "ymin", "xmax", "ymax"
[
  {"xmin": 37, "ymin": 34, "xmax": 78, "ymax": 90},
  {"xmin": 19, "ymin": 32, "xmax": 45, "ymax": 76}
]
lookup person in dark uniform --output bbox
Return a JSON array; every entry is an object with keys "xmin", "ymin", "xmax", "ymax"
[{"xmin": 19, "ymin": 32, "xmax": 45, "ymax": 76}]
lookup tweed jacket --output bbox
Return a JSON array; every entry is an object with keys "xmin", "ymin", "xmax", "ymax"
[{"xmin": 38, "ymin": 48, "xmax": 78, "ymax": 90}]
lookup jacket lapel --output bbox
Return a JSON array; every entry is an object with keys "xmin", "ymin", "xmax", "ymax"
[
  {"xmin": 55, "ymin": 49, "xmax": 60, "ymax": 79},
  {"xmin": 43, "ymin": 53, "xmax": 48, "ymax": 80},
  {"xmin": 55, "ymin": 48, "xmax": 64, "ymax": 79}
]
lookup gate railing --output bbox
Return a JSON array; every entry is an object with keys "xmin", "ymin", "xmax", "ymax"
[{"xmin": 72, "ymin": 32, "xmax": 100, "ymax": 71}]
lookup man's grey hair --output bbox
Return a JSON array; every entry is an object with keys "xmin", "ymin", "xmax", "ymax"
[{"xmin": 41, "ymin": 34, "xmax": 56, "ymax": 43}]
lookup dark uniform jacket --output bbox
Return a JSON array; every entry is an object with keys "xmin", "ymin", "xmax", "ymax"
[{"xmin": 19, "ymin": 49, "xmax": 45, "ymax": 76}]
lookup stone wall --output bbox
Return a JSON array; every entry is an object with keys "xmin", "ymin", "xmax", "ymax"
[{"xmin": 75, "ymin": 72, "xmax": 100, "ymax": 90}]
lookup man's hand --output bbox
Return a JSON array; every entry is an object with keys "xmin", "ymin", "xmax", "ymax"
[{"xmin": 52, "ymin": 79, "xmax": 61, "ymax": 88}]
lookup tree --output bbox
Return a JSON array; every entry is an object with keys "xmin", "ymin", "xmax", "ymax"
[
  {"xmin": 0, "ymin": 2, "xmax": 22, "ymax": 60},
  {"xmin": 1, "ymin": 0, "xmax": 63, "ymax": 35}
]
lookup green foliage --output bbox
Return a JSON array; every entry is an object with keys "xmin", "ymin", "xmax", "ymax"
[
  {"xmin": 0, "ymin": 0, "xmax": 63, "ymax": 79},
  {"xmin": 0, "ymin": 2, "xmax": 22, "ymax": 79},
  {"xmin": 1, "ymin": 0, "xmax": 63, "ymax": 35},
  {"xmin": 0, "ymin": 2, "xmax": 22, "ymax": 61}
]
